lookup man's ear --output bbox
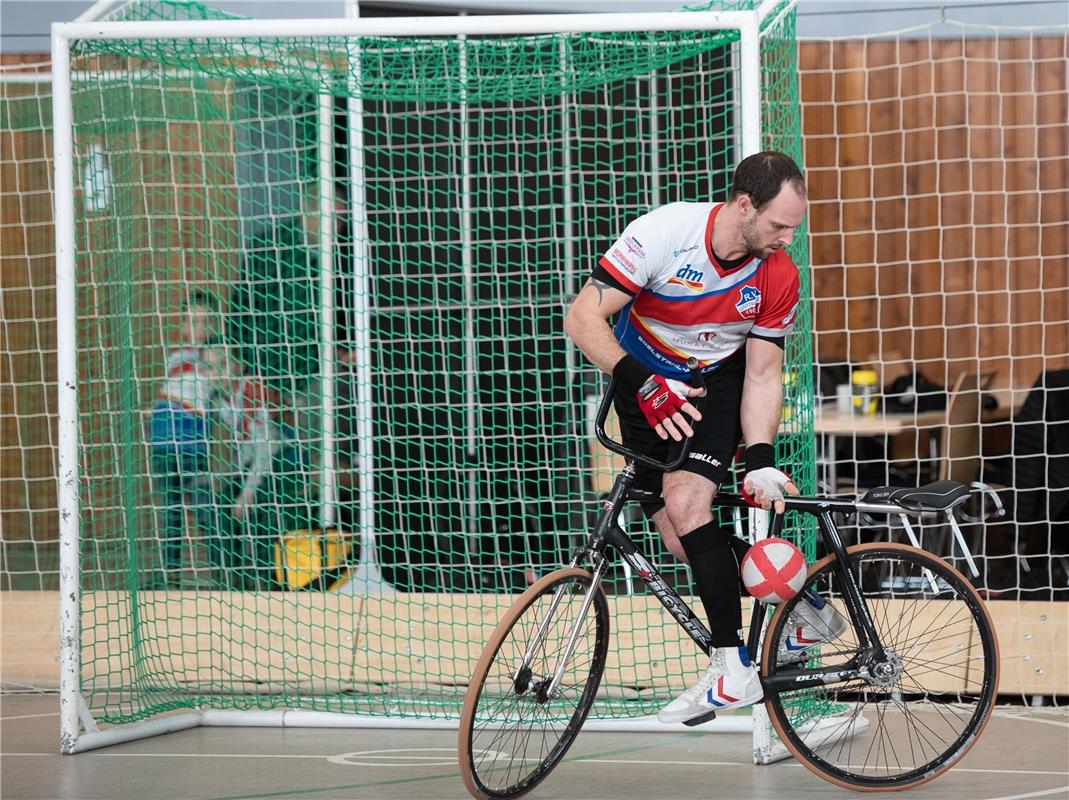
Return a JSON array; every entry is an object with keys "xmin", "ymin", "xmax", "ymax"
[{"xmin": 736, "ymin": 192, "xmax": 755, "ymax": 216}]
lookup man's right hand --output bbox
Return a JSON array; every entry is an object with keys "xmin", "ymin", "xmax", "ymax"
[{"xmin": 636, "ymin": 374, "xmax": 704, "ymax": 441}]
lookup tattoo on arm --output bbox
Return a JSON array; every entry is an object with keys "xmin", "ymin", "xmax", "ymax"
[{"xmin": 588, "ymin": 277, "xmax": 612, "ymax": 307}]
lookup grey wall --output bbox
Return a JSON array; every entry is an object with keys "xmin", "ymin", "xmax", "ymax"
[
  {"xmin": 2, "ymin": 0, "xmax": 1066, "ymax": 54},
  {"xmin": 795, "ymin": 0, "xmax": 1067, "ymax": 37}
]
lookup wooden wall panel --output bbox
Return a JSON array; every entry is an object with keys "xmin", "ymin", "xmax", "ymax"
[
  {"xmin": 802, "ymin": 36, "xmax": 1069, "ymax": 391},
  {"xmin": 4, "ymin": 591, "xmax": 1067, "ymax": 697},
  {"xmin": 1, "ymin": 55, "xmax": 240, "ymax": 587},
  {"xmin": 2, "ymin": 38, "xmax": 1068, "ymax": 585},
  {"xmin": 1, "ymin": 61, "xmax": 57, "ymax": 589}
]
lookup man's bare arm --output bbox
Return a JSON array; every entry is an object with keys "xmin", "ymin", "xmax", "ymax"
[
  {"xmin": 740, "ymin": 336, "xmax": 786, "ymax": 447},
  {"xmin": 740, "ymin": 336, "xmax": 799, "ymax": 510},
  {"xmin": 563, "ymin": 278, "xmax": 634, "ymax": 375}
]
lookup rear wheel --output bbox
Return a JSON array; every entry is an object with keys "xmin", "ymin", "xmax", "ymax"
[
  {"xmin": 761, "ymin": 542, "xmax": 999, "ymax": 791},
  {"xmin": 458, "ymin": 567, "xmax": 610, "ymax": 800}
]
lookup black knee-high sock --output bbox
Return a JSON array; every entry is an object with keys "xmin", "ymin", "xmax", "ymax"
[{"xmin": 680, "ymin": 521, "xmax": 751, "ymax": 648}]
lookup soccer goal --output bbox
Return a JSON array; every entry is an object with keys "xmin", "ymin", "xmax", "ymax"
[{"xmin": 51, "ymin": 0, "xmax": 816, "ymax": 754}]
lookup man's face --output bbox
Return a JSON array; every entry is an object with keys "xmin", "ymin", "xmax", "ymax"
[
  {"xmin": 739, "ymin": 183, "xmax": 807, "ymax": 259},
  {"xmin": 181, "ymin": 303, "xmax": 219, "ymax": 346}
]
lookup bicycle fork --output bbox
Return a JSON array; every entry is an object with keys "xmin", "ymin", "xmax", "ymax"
[
  {"xmin": 513, "ymin": 463, "xmax": 631, "ymax": 701},
  {"xmin": 514, "ymin": 558, "xmax": 611, "ymax": 703}
]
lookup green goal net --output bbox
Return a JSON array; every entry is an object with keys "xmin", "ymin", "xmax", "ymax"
[{"xmin": 59, "ymin": 0, "xmax": 813, "ymax": 741}]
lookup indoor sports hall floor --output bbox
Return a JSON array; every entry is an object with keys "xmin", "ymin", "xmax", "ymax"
[{"xmin": 3, "ymin": 693, "xmax": 1067, "ymax": 800}]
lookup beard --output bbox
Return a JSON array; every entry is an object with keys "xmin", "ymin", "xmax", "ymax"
[{"xmin": 740, "ymin": 222, "xmax": 770, "ymax": 259}]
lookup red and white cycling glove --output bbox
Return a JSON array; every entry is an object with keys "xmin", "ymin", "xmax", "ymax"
[
  {"xmin": 635, "ymin": 374, "xmax": 693, "ymax": 430},
  {"xmin": 613, "ymin": 353, "xmax": 700, "ymax": 434}
]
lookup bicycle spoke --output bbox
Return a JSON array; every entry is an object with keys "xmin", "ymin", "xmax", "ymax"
[
  {"xmin": 763, "ymin": 544, "xmax": 997, "ymax": 791},
  {"xmin": 460, "ymin": 569, "xmax": 609, "ymax": 799}
]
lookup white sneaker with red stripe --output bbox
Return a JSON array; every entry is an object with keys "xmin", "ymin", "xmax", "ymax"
[
  {"xmin": 778, "ymin": 594, "xmax": 849, "ymax": 664},
  {"xmin": 657, "ymin": 645, "xmax": 763, "ymax": 724}
]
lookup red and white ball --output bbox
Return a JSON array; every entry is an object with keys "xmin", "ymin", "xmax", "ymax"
[{"xmin": 740, "ymin": 537, "xmax": 807, "ymax": 604}]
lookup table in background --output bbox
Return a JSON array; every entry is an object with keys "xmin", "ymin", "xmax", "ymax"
[
  {"xmin": 812, "ymin": 407, "xmax": 947, "ymax": 491},
  {"xmin": 811, "ymin": 397, "xmax": 1019, "ymax": 492}
]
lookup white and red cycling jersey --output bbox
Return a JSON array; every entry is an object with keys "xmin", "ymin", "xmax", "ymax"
[
  {"xmin": 221, "ymin": 376, "xmax": 283, "ymax": 505},
  {"xmin": 599, "ymin": 202, "xmax": 800, "ymax": 378}
]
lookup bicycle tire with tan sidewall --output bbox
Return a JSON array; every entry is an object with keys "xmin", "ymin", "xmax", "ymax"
[
  {"xmin": 458, "ymin": 567, "xmax": 610, "ymax": 800},
  {"xmin": 760, "ymin": 541, "xmax": 999, "ymax": 792}
]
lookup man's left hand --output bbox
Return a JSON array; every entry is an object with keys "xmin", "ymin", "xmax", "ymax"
[{"xmin": 743, "ymin": 467, "xmax": 799, "ymax": 514}]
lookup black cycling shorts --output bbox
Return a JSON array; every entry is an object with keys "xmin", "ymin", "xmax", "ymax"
[{"xmin": 614, "ymin": 349, "xmax": 745, "ymax": 517}]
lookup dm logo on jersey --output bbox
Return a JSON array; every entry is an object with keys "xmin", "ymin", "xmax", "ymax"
[
  {"xmin": 611, "ymin": 247, "xmax": 637, "ymax": 274},
  {"xmin": 667, "ymin": 264, "xmax": 704, "ymax": 291},
  {"xmin": 735, "ymin": 285, "xmax": 762, "ymax": 318}
]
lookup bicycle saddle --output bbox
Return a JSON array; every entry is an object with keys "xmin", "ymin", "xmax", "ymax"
[{"xmin": 860, "ymin": 480, "xmax": 971, "ymax": 512}]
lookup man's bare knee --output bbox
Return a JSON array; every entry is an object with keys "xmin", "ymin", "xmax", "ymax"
[
  {"xmin": 662, "ymin": 476, "xmax": 718, "ymax": 535},
  {"xmin": 662, "ymin": 493, "xmax": 709, "ymax": 535},
  {"xmin": 653, "ymin": 510, "xmax": 688, "ymax": 563}
]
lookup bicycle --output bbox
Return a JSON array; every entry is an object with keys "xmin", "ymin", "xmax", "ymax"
[{"xmin": 458, "ymin": 363, "xmax": 999, "ymax": 797}]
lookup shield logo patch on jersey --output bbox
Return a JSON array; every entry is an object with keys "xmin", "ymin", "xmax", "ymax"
[{"xmin": 735, "ymin": 285, "xmax": 762, "ymax": 318}]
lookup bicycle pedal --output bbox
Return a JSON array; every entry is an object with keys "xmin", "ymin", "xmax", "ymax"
[{"xmin": 682, "ymin": 709, "xmax": 717, "ymax": 727}]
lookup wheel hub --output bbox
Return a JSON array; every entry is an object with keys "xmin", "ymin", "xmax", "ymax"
[
  {"xmin": 867, "ymin": 651, "xmax": 904, "ymax": 688},
  {"xmin": 512, "ymin": 665, "xmax": 533, "ymax": 695}
]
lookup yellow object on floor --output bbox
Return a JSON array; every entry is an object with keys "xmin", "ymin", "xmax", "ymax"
[{"xmin": 274, "ymin": 528, "xmax": 353, "ymax": 592}]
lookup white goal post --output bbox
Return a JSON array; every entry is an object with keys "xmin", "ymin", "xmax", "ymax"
[{"xmin": 51, "ymin": 2, "xmax": 807, "ymax": 756}]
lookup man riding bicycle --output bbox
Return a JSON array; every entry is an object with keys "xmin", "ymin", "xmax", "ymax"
[{"xmin": 564, "ymin": 150, "xmax": 844, "ymax": 724}]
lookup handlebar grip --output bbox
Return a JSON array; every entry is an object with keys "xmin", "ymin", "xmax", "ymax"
[{"xmin": 594, "ymin": 357, "xmax": 707, "ymax": 473}]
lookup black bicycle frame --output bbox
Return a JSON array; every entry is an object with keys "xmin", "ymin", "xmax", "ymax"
[
  {"xmin": 574, "ymin": 471, "xmax": 890, "ymax": 694},
  {"xmin": 711, "ymin": 492, "xmax": 889, "ymax": 664},
  {"xmin": 607, "ymin": 524, "xmax": 716, "ymax": 653},
  {"xmin": 573, "ymin": 460, "xmax": 716, "ymax": 655},
  {"xmin": 586, "ymin": 367, "xmax": 890, "ymax": 693}
]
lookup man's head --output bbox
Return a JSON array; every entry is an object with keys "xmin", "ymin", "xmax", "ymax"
[
  {"xmin": 729, "ymin": 151, "xmax": 807, "ymax": 259},
  {"xmin": 181, "ymin": 289, "xmax": 221, "ymax": 347}
]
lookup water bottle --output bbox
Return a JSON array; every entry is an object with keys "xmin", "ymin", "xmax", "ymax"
[{"xmin": 851, "ymin": 369, "xmax": 879, "ymax": 416}]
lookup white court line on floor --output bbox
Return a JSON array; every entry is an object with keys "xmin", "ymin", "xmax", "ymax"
[
  {"xmin": 982, "ymin": 788, "xmax": 1069, "ymax": 800},
  {"xmin": 1, "ymin": 712, "xmax": 60, "ymax": 721},
  {"xmin": 4, "ymin": 753, "xmax": 329, "ymax": 759},
  {"xmin": 992, "ymin": 710, "xmax": 1069, "ymax": 728},
  {"xmin": 3, "ymin": 751, "xmax": 1068, "ymax": 779}
]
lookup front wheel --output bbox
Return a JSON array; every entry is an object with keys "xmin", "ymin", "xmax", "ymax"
[
  {"xmin": 458, "ymin": 567, "xmax": 610, "ymax": 800},
  {"xmin": 761, "ymin": 542, "xmax": 999, "ymax": 792}
]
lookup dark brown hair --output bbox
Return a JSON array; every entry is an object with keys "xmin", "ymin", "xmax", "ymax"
[
  {"xmin": 184, "ymin": 289, "xmax": 219, "ymax": 311},
  {"xmin": 729, "ymin": 150, "xmax": 806, "ymax": 210}
]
